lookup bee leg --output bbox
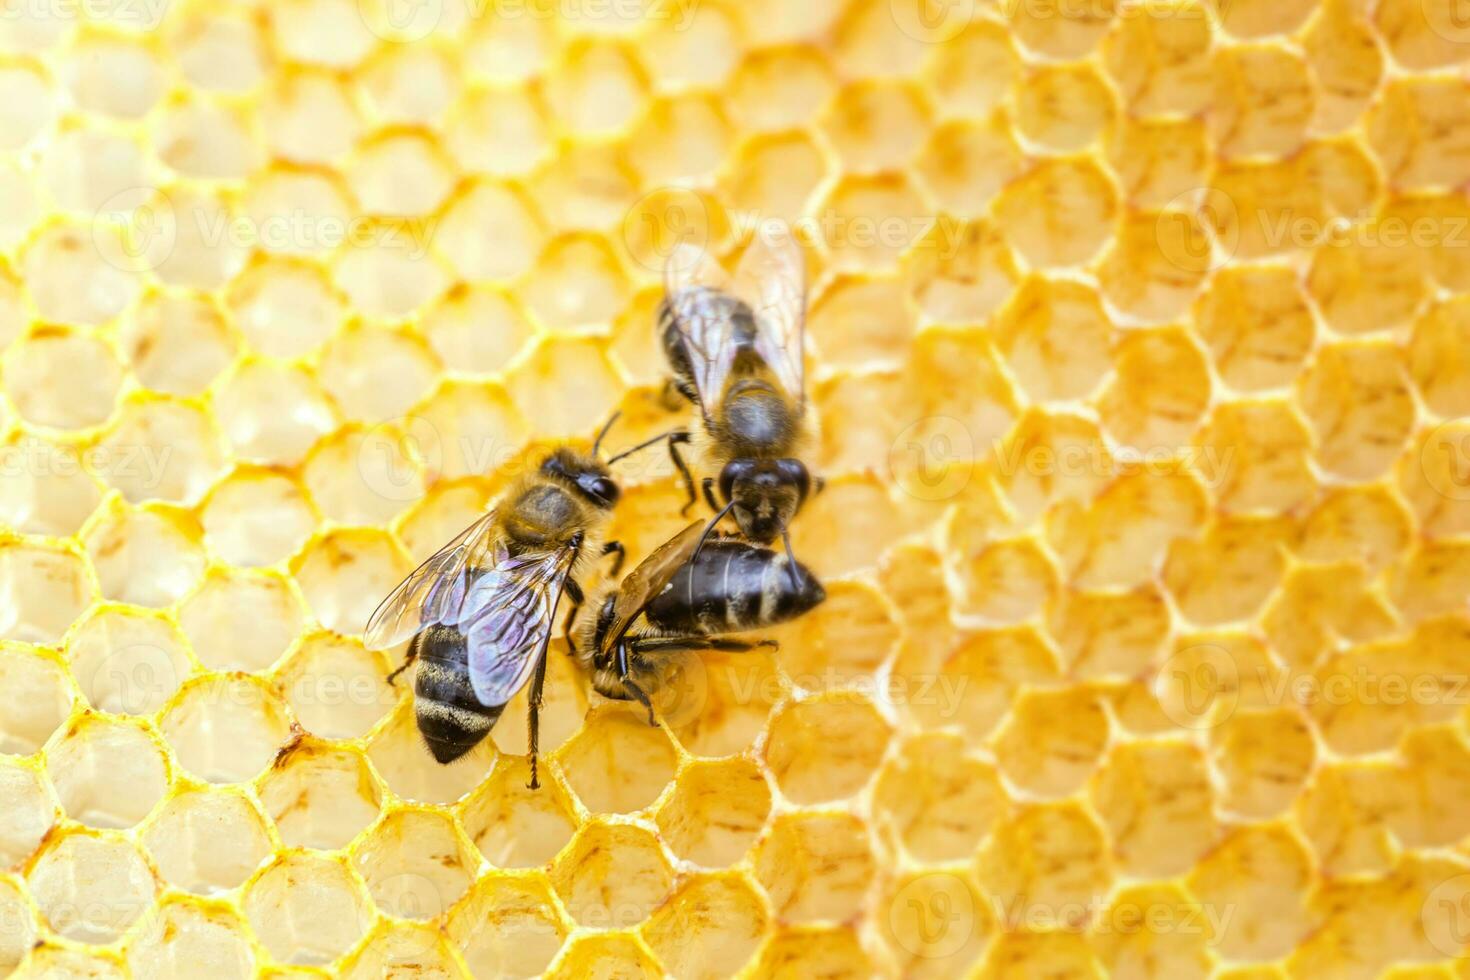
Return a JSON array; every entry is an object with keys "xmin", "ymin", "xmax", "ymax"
[
  {"xmin": 666, "ymin": 431, "xmax": 696, "ymax": 516},
  {"xmin": 526, "ymin": 645, "xmax": 550, "ymax": 790},
  {"xmin": 386, "ymin": 634, "xmax": 420, "ymax": 687},
  {"xmin": 562, "ymin": 578, "xmax": 584, "ymax": 656},
  {"xmin": 630, "ymin": 636, "xmax": 779, "ymax": 654},
  {"xmin": 692, "ymin": 498, "xmax": 736, "ymax": 564},
  {"xmin": 780, "ymin": 526, "xmax": 801, "ymax": 591},
  {"xmin": 701, "ymin": 476, "xmax": 720, "ymax": 514},
  {"xmin": 616, "ymin": 641, "xmax": 657, "ymax": 726},
  {"xmin": 601, "ymin": 539, "xmax": 625, "ymax": 577}
]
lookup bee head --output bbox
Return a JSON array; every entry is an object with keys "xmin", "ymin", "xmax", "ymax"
[
  {"xmin": 719, "ymin": 457, "xmax": 810, "ymax": 544},
  {"xmin": 541, "ymin": 449, "xmax": 620, "ymax": 510}
]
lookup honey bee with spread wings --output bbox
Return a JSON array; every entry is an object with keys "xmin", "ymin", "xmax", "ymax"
[
  {"xmin": 573, "ymin": 521, "xmax": 825, "ymax": 723},
  {"xmin": 364, "ymin": 419, "xmax": 627, "ymax": 788},
  {"xmin": 613, "ymin": 229, "xmax": 818, "ymax": 576}
]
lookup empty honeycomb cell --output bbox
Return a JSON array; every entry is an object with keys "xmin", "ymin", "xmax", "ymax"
[
  {"xmin": 367, "ymin": 703, "xmax": 496, "ymax": 805},
  {"xmin": 446, "ymin": 875, "xmax": 567, "ymax": 977},
  {"xmin": 0, "ymin": 63, "xmax": 53, "ymax": 149},
  {"xmin": 12, "ymin": 946, "xmax": 128, "ymax": 979},
  {"xmin": 0, "ymin": 876, "xmax": 35, "ymax": 972},
  {"xmin": 1384, "ymin": 192, "xmax": 1470, "ymax": 294},
  {"xmin": 806, "ymin": 274, "xmax": 914, "ymax": 371},
  {"xmin": 173, "ymin": 11, "xmax": 268, "ymax": 93},
  {"xmin": 929, "ymin": 626, "xmax": 1060, "ymax": 741},
  {"xmin": 1108, "ymin": 117, "xmax": 1211, "ymax": 209},
  {"xmin": 0, "ymin": 759, "xmax": 54, "ymax": 867},
  {"xmin": 359, "ymin": 47, "xmax": 454, "ymax": 125},
  {"xmin": 1368, "ymin": 79, "xmax": 1470, "ymax": 191},
  {"xmin": 45, "ymin": 715, "xmax": 168, "ymax": 829},
  {"xmin": 40, "ymin": 124, "xmax": 146, "ymax": 214},
  {"xmin": 1194, "ymin": 264, "xmax": 1315, "ymax": 393},
  {"xmin": 819, "ymin": 81, "xmax": 930, "ymax": 174},
  {"xmin": 1389, "ymin": 541, "xmax": 1470, "ymax": 625},
  {"xmin": 259, "ymin": 742, "xmax": 383, "ymax": 850},
  {"xmin": 61, "ymin": 36, "xmax": 164, "ymax": 118},
  {"xmin": 992, "ymin": 277, "xmax": 1113, "ymax": 404},
  {"xmin": 621, "ymin": 187, "xmax": 731, "ymax": 282},
  {"xmin": 1296, "ymin": 761, "xmax": 1403, "ymax": 875},
  {"xmin": 95, "ymin": 397, "xmax": 225, "ymax": 505},
  {"xmin": 656, "ymin": 757, "xmax": 770, "ymax": 868},
  {"xmin": 1162, "ymin": 516, "xmax": 1294, "ymax": 624},
  {"xmin": 818, "ymin": 173, "xmax": 933, "ymax": 272},
  {"xmin": 340, "ymin": 921, "xmax": 460, "ymax": 979},
  {"xmin": 1300, "ymin": 342, "xmax": 1416, "ymax": 482},
  {"xmin": 1211, "ymin": 45, "xmax": 1315, "ymax": 160},
  {"xmin": 120, "ymin": 292, "xmax": 237, "ymax": 396},
  {"xmin": 459, "ymin": 761, "xmax": 577, "ymax": 868},
  {"xmin": 28, "ymin": 831, "xmax": 157, "ymax": 943},
  {"xmin": 434, "ymin": 180, "xmax": 547, "ymax": 283},
  {"xmin": 0, "ymin": 645, "xmax": 72, "ymax": 757},
  {"xmin": 154, "ymin": 98, "xmax": 262, "ymax": 180},
  {"xmin": 765, "ymin": 695, "xmax": 890, "ymax": 804},
  {"xmin": 445, "ymin": 87, "xmax": 553, "ymax": 178},
  {"xmin": 226, "ymin": 256, "xmax": 344, "ymax": 358},
  {"xmin": 1187, "ymin": 824, "xmax": 1314, "ymax": 960},
  {"xmin": 422, "ymin": 284, "xmax": 535, "ymax": 375},
  {"xmin": 1404, "ymin": 423, "xmax": 1470, "ymax": 540},
  {"xmin": 180, "ymin": 568, "xmax": 304, "ymax": 672},
  {"xmin": 775, "ymin": 580, "xmax": 897, "ymax": 690},
  {"xmin": 1199, "ymin": 399, "xmax": 1317, "ymax": 514},
  {"xmin": 993, "ymin": 157, "xmax": 1119, "ymax": 270},
  {"xmin": 414, "ymin": 380, "xmax": 528, "ymax": 482},
  {"xmin": 302, "ymin": 428, "xmax": 419, "ymax": 527},
  {"xmin": 922, "ymin": 22, "xmax": 1017, "ymax": 120},
  {"xmin": 639, "ymin": 1, "xmax": 740, "ymax": 89},
  {"xmin": 754, "ymin": 812, "xmax": 873, "ymax": 924},
  {"xmin": 270, "ymin": 0, "xmax": 374, "ymax": 67},
  {"xmin": 643, "ymin": 872, "xmax": 768, "ymax": 980},
  {"xmin": 545, "ymin": 40, "xmax": 648, "ymax": 138},
  {"xmin": 1261, "ymin": 561, "xmax": 1396, "ymax": 671},
  {"xmin": 1211, "ymin": 708, "xmax": 1318, "ymax": 819},
  {"xmin": 1387, "ymin": 727, "xmax": 1470, "ymax": 848},
  {"xmin": 3, "ymin": 328, "xmax": 121, "ymax": 430},
  {"xmin": 243, "ymin": 851, "xmax": 370, "ymax": 965},
  {"xmin": 352, "ymin": 808, "xmax": 473, "ymax": 922},
  {"xmin": 291, "ymin": 528, "xmax": 408, "ymax": 635},
  {"xmin": 815, "ymin": 370, "xmax": 909, "ymax": 477},
  {"xmin": 241, "ymin": 168, "xmax": 355, "ymax": 261},
  {"xmin": 626, "ymin": 94, "xmax": 733, "ymax": 185},
  {"xmin": 213, "ymin": 360, "xmax": 339, "ymax": 466},
  {"xmin": 152, "ymin": 189, "xmax": 253, "ymax": 289},
  {"xmin": 977, "ymin": 800, "xmax": 1112, "ymax": 931},
  {"xmin": 1103, "ymin": 3, "xmax": 1213, "ymax": 116},
  {"xmin": 1092, "ymin": 882, "xmax": 1214, "ymax": 980},
  {"xmin": 160, "ymin": 675, "xmax": 292, "ymax": 784},
  {"xmin": 872, "ymin": 733, "xmax": 1008, "ymax": 863},
  {"xmin": 333, "ymin": 225, "xmax": 450, "ymax": 322},
  {"xmin": 1013, "ymin": 63, "xmax": 1116, "ymax": 155},
  {"xmin": 347, "ymin": 133, "xmax": 455, "ymax": 219},
  {"xmin": 668, "ymin": 652, "xmax": 785, "ymax": 758},
  {"xmin": 125, "ymin": 897, "xmax": 255, "ymax": 979},
  {"xmin": 879, "ymin": 869, "xmax": 991, "ymax": 976},
  {"xmin": 0, "ymin": 435, "xmax": 103, "ymax": 537},
  {"xmin": 1091, "ymin": 739, "xmax": 1216, "ymax": 878},
  {"xmin": 1308, "ymin": 228, "xmax": 1431, "ymax": 336},
  {"xmin": 547, "ymin": 933, "xmax": 661, "ymax": 980},
  {"xmin": 903, "ymin": 218, "xmax": 1021, "ymax": 324},
  {"xmin": 1296, "ymin": 485, "xmax": 1413, "ymax": 574},
  {"xmin": 1047, "ymin": 468, "xmax": 1209, "ymax": 589},
  {"xmin": 1098, "ymin": 326, "xmax": 1211, "ymax": 454},
  {"xmin": 83, "ymin": 503, "xmax": 206, "ymax": 608},
  {"xmin": 559, "ymin": 710, "xmax": 678, "ymax": 815},
  {"xmin": 1047, "ymin": 583, "xmax": 1170, "ymax": 680},
  {"xmin": 394, "ymin": 484, "xmax": 493, "ymax": 564},
  {"xmin": 790, "ymin": 473, "xmax": 906, "ymax": 579},
  {"xmin": 200, "ymin": 468, "xmax": 318, "ymax": 567},
  {"xmin": 1099, "ymin": 208, "xmax": 1214, "ymax": 322},
  {"xmin": 519, "ymin": 236, "xmax": 631, "ymax": 333},
  {"xmin": 509, "ymin": 340, "xmax": 626, "ymax": 441},
  {"xmin": 750, "ymin": 925, "xmax": 872, "ymax": 978},
  {"xmin": 550, "ymin": 822, "xmax": 673, "ymax": 930},
  {"xmin": 994, "ymin": 687, "xmax": 1110, "ymax": 797},
  {"xmin": 276, "ymin": 632, "xmax": 394, "ymax": 739},
  {"xmin": 1413, "ymin": 301, "xmax": 1470, "ymax": 416},
  {"xmin": 956, "ymin": 536, "xmax": 1059, "ymax": 623}
]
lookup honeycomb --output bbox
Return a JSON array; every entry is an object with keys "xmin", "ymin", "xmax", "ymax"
[{"xmin": 0, "ymin": 0, "xmax": 1469, "ymax": 975}]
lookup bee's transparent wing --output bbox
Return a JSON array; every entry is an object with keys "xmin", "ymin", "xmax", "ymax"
[
  {"xmin": 602, "ymin": 521, "xmax": 705, "ymax": 656},
  {"xmin": 734, "ymin": 229, "xmax": 807, "ymax": 411},
  {"xmin": 461, "ymin": 544, "xmax": 578, "ymax": 707},
  {"xmin": 363, "ymin": 510, "xmax": 501, "ymax": 651},
  {"xmin": 665, "ymin": 242, "xmax": 739, "ymax": 423}
]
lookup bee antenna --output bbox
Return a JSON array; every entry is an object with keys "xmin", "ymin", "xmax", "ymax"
[{"xmin": 592, "ymin": 412, "xmax": 622, "ymax": 456}]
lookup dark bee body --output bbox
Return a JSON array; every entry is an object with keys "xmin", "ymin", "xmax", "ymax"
[
  {"xmin": 369, "ymin": 439, "xmax": 625, "ymax": 784},
  {"xmin": 573, "ymin": 525, "xmax": 825, "ymax": 720}
]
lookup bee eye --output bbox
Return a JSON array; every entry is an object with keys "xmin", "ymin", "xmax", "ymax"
[{"xmin": 589, "ymin": 476, "xmax": 619, "ymax": 506}]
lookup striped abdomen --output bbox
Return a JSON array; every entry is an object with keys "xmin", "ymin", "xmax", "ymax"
[
  {"xmin": 644, "ymin": 540, "xmax": 824, "ymax": 636},
  {"xmin": 412, "ymin": 624, "xmax": 505, "ymax": 764}
]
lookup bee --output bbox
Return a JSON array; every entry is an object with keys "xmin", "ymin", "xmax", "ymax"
[
  {"xmin": 574, "ymin": 520, "xmax": 826, "ymax": 723},
  {"xmin": 617, "ymin": 231, "xmax": 816, "ymax": 575},
  {"xmin": 364, "ymin": 417, "xmax": 627, "ymax": 788}
]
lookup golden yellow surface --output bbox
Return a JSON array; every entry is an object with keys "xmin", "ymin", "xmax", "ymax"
[{"xmin": 1, "ymin": 0, "xmax": 1470, "ymax": 976}]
